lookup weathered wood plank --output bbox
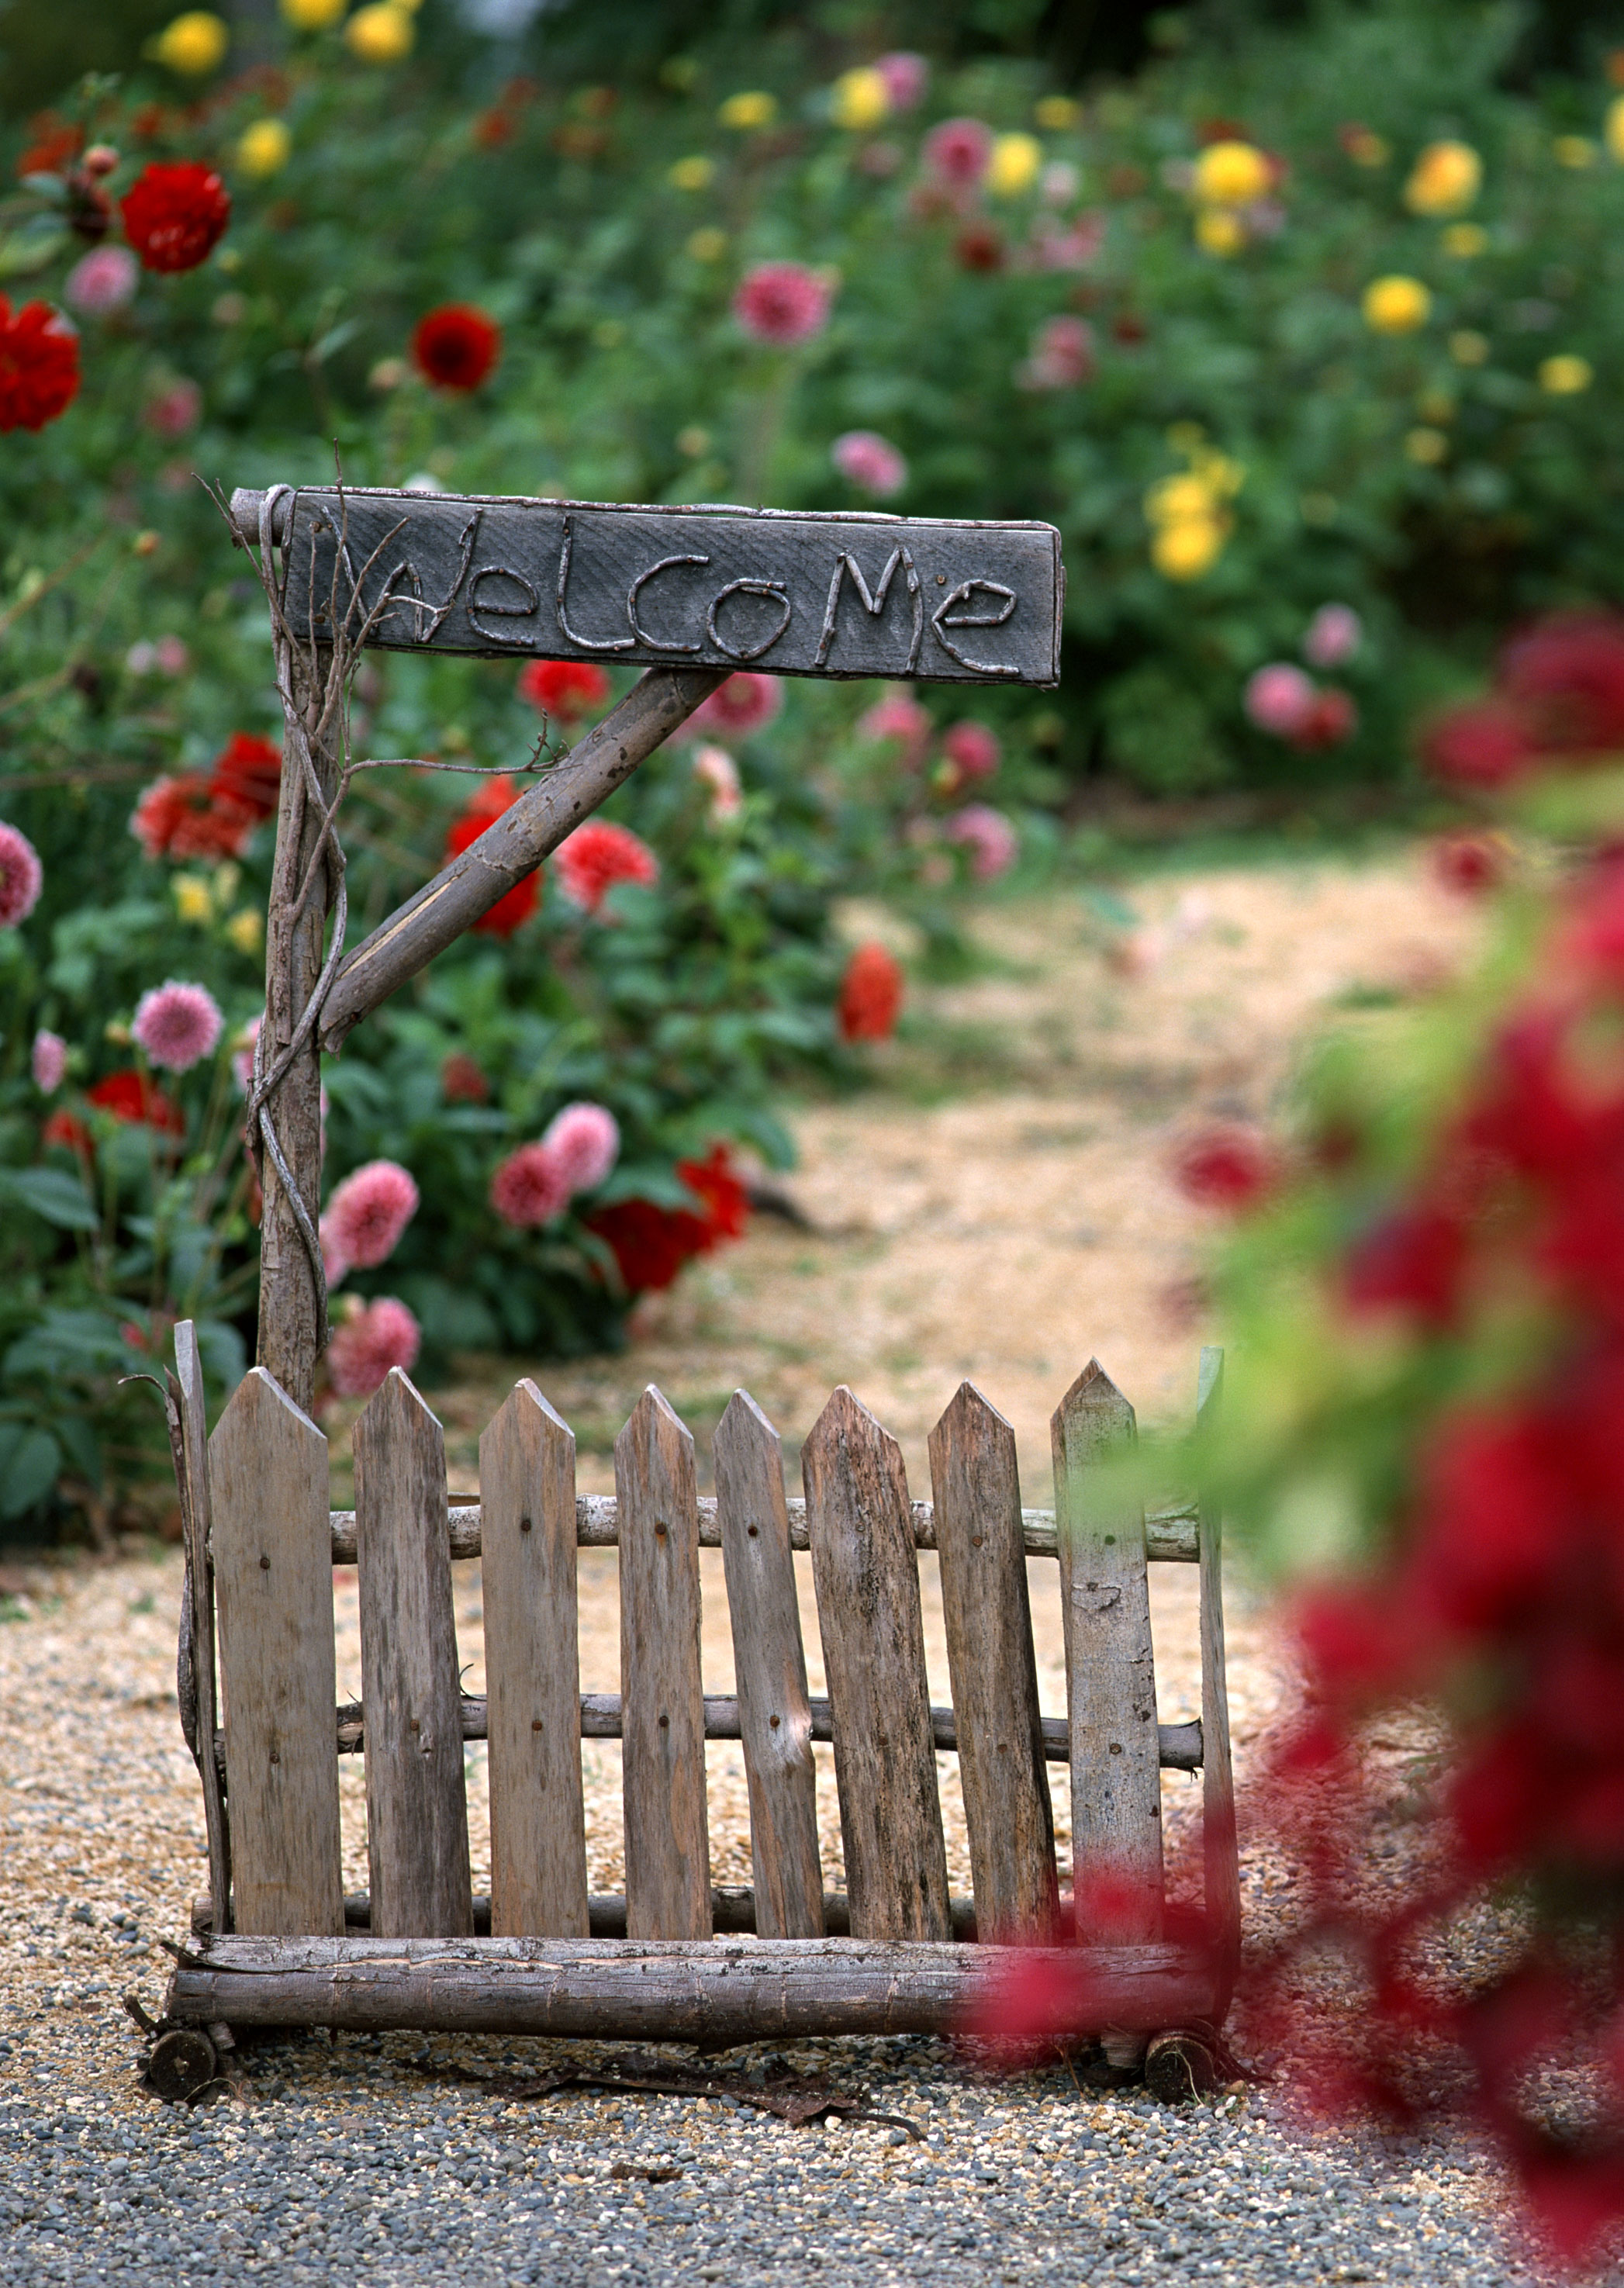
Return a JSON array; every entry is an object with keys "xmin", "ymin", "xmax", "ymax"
[
  {"xmin": 172, "ymin": 1321, "xmax": 231, "ymax": 1938},
  {"xmin": 714, "ymin": 1391, "xmax": 824, "ymax": 1939},
  {"xmin": 1197, "ymin": 1346, "xmax": 1242, "ymax": 1996},
  {"xmin": 616, "ymin": 1388, "xmax": 711, "ymax": 1940},
  {"xmin": 354, "ymin": 1369, "xmax": 472, "ymax": 1938},
  {"xmin": 198, "ymin": 1885, "xmax": 989, "ymax": 1943},
  {"xmin": 168, "ymin": 1935, "xmax": 1220, "ymax": 2044},
  {"xmin": 479, "ymin": 1381, "xmax": 589, "ymax": 1939},
  {"xmin": 928, "ymin": 1383, "xmax": 1056, "ymax": 1941},
  {"xmin": 244, "ymin": 488, "xmax": 1064, "ymax": 687},
  {"xmin": 803, "ymin": 1387, "xmax": 951, "ymax": 1941},
  {"xmin": 1052, "ymin": 1361, "xmax": 1164, "ymax": 1944},
  {"xmin": 209, "ymin": 1368, "xmax": 343, "ymax": 1937},
  {"xmin": 327, "ymin": 1495, "xmax": 1202, "ymax": 1564}
]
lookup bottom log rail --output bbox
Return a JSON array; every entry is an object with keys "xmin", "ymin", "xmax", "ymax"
[{"xmin": 165, "ymin": 1934, "xmax": 1223, "ymax": 2044}]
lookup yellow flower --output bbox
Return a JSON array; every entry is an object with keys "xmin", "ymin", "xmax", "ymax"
[
  {"xmin": 686, "ymin": 226, "xmax": 726, "ymax": 261},
  {"xmin": 1363, "ymin": 274, "xmax": 1432, "ymax": 334},
  {"xmin": 1404, "ymin": 139, "xmax": 1481, "ymax": 216},
  {"xmin": 1194, "ymin": 207, "xmax": 1245, "ymax": 256},
  {"xmin": 281, "ymin": 0, "xmax": 344, "ymax": 25},
  {"xmin": 344, "ymin": 2, "xmax": 413, "ymax": 59},
  {"xmin": 669, "ymin": 155, "xmax": 714, "ymax": 190},
  {"xmin": 153, "ymin": 10, "xmax": 229, "ymax": 73},
  {"xmin": 830, "ymin": 67, "xmax": 890, "ymax": 132},
  {"xmin": 1450, "ymin": 328, "xmax": 1490, "ymax": 365},
  {"xmin": 986, "ymin": 132, "xmax": 1042, "ymax": 197},
  {"xmin": 226, "ymin": 909, "xmax": 264, "ymax": 956},
  {"xmin": 1191, "ymin": 449, "xmax": 1245, "ymax": 497},
  {"xmin": 172, "ymin": 875, "xmax": 214, "ymax": 926},
  {"xmin": 1191, "ymin": 140, "xmax": 1270, "ymax": 208},
  {"xmin": 1152, "ymin": 516, "xmax": 1226, "ymax": 580},
  {"xmin": 1035, "ymin": 95, "xmax": 1078, "ymax": 130},
  {"xmin": 720, "ymin": 91, "xmax": 776, "ymax": 130},
  {"xmin": 1145, "ymin": 472, "xmax": 1218, "ymax": 525},
  {"xmin": 1608, "ymin": 96, "xmax": 1624, "ymax": 163},
  {"xmin": 237, "ymin": 119, "xmax": 291, "ymax": 177},
  {"xmin": 1554, "ymin": 134, "xmax": 1597, "ymax": 168},
  {"xmin": 1346, "ymin": 128, "xmax": 1390, "ymax": 168},
  {"xmin": 1540, "ymin": 354, "xmax": 1594, "ymax": 394},
  {"xmin": 1405, "ymin": 425, "xmax": 1449, "ymax": 465},
  {"xmin": 1441, "ymin": 223, "xmax": 1487, "ymax": 257}
]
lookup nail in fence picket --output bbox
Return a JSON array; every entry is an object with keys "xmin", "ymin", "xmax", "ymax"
[{"xmin": 164, "ymin": 1329, "xmax": 1241, "ymax": 2058}]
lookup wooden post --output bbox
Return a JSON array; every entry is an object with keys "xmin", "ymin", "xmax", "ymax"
[
  {"xmin": 802, "ymin": 1386, "xmax": 951, "ymax": 1941},
  {"xmin": 1051, "ymin": 1360, "xmax": 1164, "ymax": 1944},
  {"xmin": 173, "ymin": 1320, "xmax": 231, "ymax": 1937},
  {"xmin": 928, "ymin": 1382, "xmax": 1057, "ymax": 1941},
  {"xmin": 1197, "ymin": 1346, "xmax": 1242, "ymax": 1996},
  {"xmin": 714, "ymin": 1390, "xmax": 824, "ymax": 1940}
]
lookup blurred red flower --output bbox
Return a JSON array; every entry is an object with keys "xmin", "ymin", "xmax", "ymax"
[
  {"xmin": 838, "ymin": 942, "xmax": 904, "ymax": 1042},
  {"xmin": 586, "ymin": 1144, "xmax": 750, "ymax": 1294},
  {"xmin": 441, "ymin": 1052, "xmax": 489, "ymax": 1104},
  {"xmin": 1172, "ymin": 1125, "xmax": 1274, "ymax": 1209},
  {"xmin": 0, "ymin": 299, "xmax": 79, "ymax": 433},
  {"xmin": 120, "ymin": 162, "xmax": 231, "ymax": 273},
  {"xmin": 1422, "ymin": 699, "xmax": 1533, "ymax": 790},
  {"xmin": 1432, "ymin": 831, "xmax": 1506, "ymax": 897},
  {"xmin": 554, "ymin": 819, "xmax": 658, "ymax": 915},
  {"xmin": 517, "ymin": 658, "xmax": 611, "ymax": 721},
  {"xmin": 411, "ymin": 303, "xmax": 501, "ymax": 391},
  {"xmin": 1501, "ymin": 614, "xmax": 1624, "ymax": 755},
  {"xmin": 131, "ymin": 772, "xmax": 253, "ymax": 862},
  {"xmin": 17, "ymin": 117, "xmax": 81, "ymax": 178},
  {"xmin": 208, "ymin": 730, "xmax": 282, "ymax": 820},
  {"xmin": 443, "ymin": 775, "xmax": 538, "ymax": 937},
  {"xmin": 88, "ymin": 1070, "xmax": 185, "ymax": 1134}
]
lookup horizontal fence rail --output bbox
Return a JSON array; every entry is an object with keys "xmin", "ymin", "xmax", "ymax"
[{"xmin": 323, "ymin": 1494, "xmax": 1202, "ymax": 1566}]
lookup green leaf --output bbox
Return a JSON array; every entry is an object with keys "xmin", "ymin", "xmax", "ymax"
[
  {"xmin": 0, "ymin": 1426, "xmax": 60, "ymax": 1519},
  {"xmin": 0, "ymin": 1165, "xmax": 98, "ymax": 1231}
]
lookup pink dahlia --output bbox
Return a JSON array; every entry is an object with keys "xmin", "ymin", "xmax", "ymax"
[
  {"xmin": 0, "ymin": 821, "xmax": 43, "ymax": 927},
  {"xmin": 31, "ymin": 1028, "xmax": 67, "ymax": 1091},
  {"xmin": 859, "ymin": 692, "xmax": 931, "ymax": 759},
  {"xmin": 490, "ymin": 1141, "xmax": 571, "ymax": 1228},
  {"xmin": 1019, "ymin": 314, "xmax": 1094, "ymax": 389},
  {"xmin": 1303, "ymin": 602, "xmax": 1363, "ymax": 669},
  {"xmin": 131, "ymin": 979, "xmax": 222, "ymax": 1071},
  {"xmin": 322, "ymin": 1159, "xmax": 419, "ymax": 1272},
  {"xmin": 145, "ymin": 378, "xmax": 201, "ymax": 438},
  {"xmin": 923, "ymin": 116, "xmax": 993, "ymax": 188},
  {"xmin": 1244, "ymin": 662, "xmax": 1318, "ymax": 739},
  {"xmin": 944, "ymin": 803, "xmax": 1018, "ymax": 880},
  {"xmin": 876, "ymin": 52, "xmax": 928, "ymax": 110},
  {"xmin": 686, "ymin": 672, "xmax": 783, "ymax": 740},
  {"xmin": 64, "ymin": 245, "xmax": 137, "ymax": 315},
  {"xmin": 733, "ymin": 261, "xmax": 832, "ymax": 347},
  {"xmin": 325, "ymin": 1297, "xmax": 420, "ymax": 1400},
  {"xmin": 831, "ymin": 428, "xmax": 907, "ymax": 497},
  {"xmin": 942, "ymin": 719, "xmax": 1000, "ymax": 780},
  {"xmin": 692, "ymin": 742, "xmax": 743, "ymax": 820},
  {"xmin": 554, "ymin": 819, "xmax": 660, "ymax": 915},
  {"xmin": 541, "ymin": 1101, "xmax": 620, "ymax": 1195}
]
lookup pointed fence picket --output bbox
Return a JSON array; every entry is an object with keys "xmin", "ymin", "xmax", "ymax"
[{"xmin": 163, "ymin": 1334, "xmax": 1241, "ymax": 2071}]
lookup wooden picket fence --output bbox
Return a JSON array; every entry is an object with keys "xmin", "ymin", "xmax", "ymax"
[{"xmin": 155, "ymin": 1322, "xmax": 1239, "ymax": 2096}]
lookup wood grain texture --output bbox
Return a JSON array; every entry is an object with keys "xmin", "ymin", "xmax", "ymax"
[
  {"xmin": 354, "ymin": 1369, "xmax": 472, "ymax": 1938},
  {"xmin": 198, "ymin": 1885, "xmax": 988, "ymax": 1943},
  {"xmin": 928, "ymin": 1383, "xmax": 1057, "ymax": 1941},
  {"xmin": 1197, "ymin": 1346, "xmax": 1242, "ymax": 1995},
  {"xmin": 713, "ymin": 1391, "xmax": 824, "ymax": 1940},
  {"xmin": 249, "ymin": 487, "xmax": 1064, "ymax": 686},
  {"xmin": 803, "ymin": 1386, "xmax": 951, "ymax": 1941},
  {"xmin": 616, "ymin": 1388, "xmax": 711, "ymax": 1940},
  {"xmin": 209, "ymin": 1367, "xmax": 343, "ymax": 1937},
  {"xmin": 173, "ymin": 1320, "xmax": 231, "ymax": 1937},
  {"xmin": 479, "ymin": 1381, "xmax": 589, "ymax": 1939},
  {"xmin": 1052, "ymin": 1360, "xmax": 1165, "ymax": 1943},
  {"xmin": 168, "ymin": 1935, "xmax": 1220, "ymax": 2044}
]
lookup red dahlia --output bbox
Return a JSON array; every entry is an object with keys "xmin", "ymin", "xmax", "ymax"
[
  {"xmin": 119, "ymin": 162, "xmax": 231, "ymax": 275},
  {"xmin": 587, "ymin": 1146, "xmax": 750, "ymax": 1294},
  {"xmin": 208, "ymin": 730, "xmax": 282, "ymax": 820},
  {"xmin": 517, "ymin": 658, "xmax": 611, "ymax": 721},
  {"xmin": 0, "ymin": 299, "xmax": 79, "ymax": 433},
  {"xmin": 411, "ymin": 303, "xmax": 502, "ymax": 392},
  {"xmin": 444, "ymin": 773, "xmax": 538, "ymax": 937}
]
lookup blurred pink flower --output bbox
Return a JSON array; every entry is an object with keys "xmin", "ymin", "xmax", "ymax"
[
  {"xmin": 554, "ymin": 819, "xmax": 659, "ymax": 915},
  {"xmin": 64, "ymin": 246, "xmax": 137, "ymax": 314},
  {"xmin": 942, "ymin": 720, "xmax": 1001, "ymax": 780},
  {"xmin": 687, "ymin": 672, "xmax": 783, "ymax": 740},
  {"xmin": 923, "ymin": 117, "xmax": 993, "ymax": 188},
  {"xmin": 859, "ymin": 693, "xmax": 932, "ymax": 759},
  {"xmin": 131, "ymin": 979, "xmax": 221, "ymax": 1070},
  {"xmin": 323, "ymin": 1159, "xmax": 419, "ymax": 1272},
  {"xmin": 1245, "ymin": 662, "xmax": 1318, "ymax": 738},
  {"xmin": 0, "ymin": 821, "xmax": 43, "ymax": 928},
  {"xmin": 490, "ymin": 1141, "xmax": 571, "ymax": 1228},
  {"xmin": 1304, "ymin": 603, "xmax": 1363, "ymax": 669},
  {"xmin": 31, "ymin": 1029, "xmax": 67, "ymax": 1092},
  {"xmin": 876, "ymin": 52, "xmax": 928, "ymax": 109},
  {"xmin": 691, "ymin": 742, "xmax": 743, "ymax": 819},
  {"xmin": 733, "ymin": 262, "xmax": 832, "ymax": 346},
  {"xmin": 542, "ymin": 1101, "xmax": 620, "ymax": 1195},
  {"xmin": 155, "ymin": 634, "xmax": 189, "ymax": 675},
  {"xmin": 1018, "ymin": 314, "xmax": 1094, "ymax": 389},
  {"xmin": 326, "ymin": 1298, "xmax": 420, "ymax": 1400},
  {"xmin": 831, "ymin": 428, "xmax": 908, "ymax": 497},
  {"xmin": 1031, "ymin": 213, "xmax": 1106, "ymax": 271},
  {"xmin": 945, "ymin": 804, "xmax": 1018, "ymax": 880},
  {"xmin": 145, "ymin": 378, "xmax": 201, "ymax": 438}
]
